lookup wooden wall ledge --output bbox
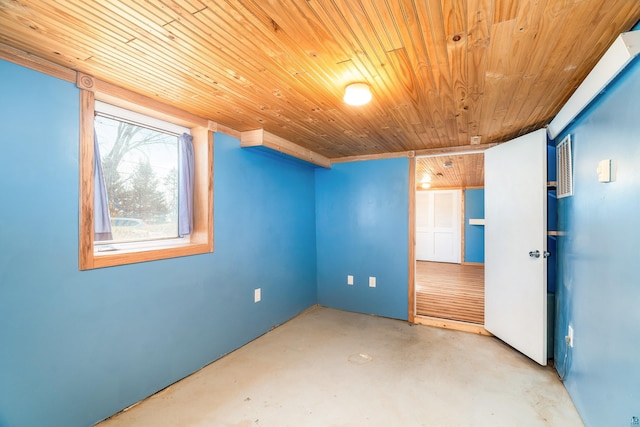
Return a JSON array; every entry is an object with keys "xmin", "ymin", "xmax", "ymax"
[{"xmin": 240, "ymin": 129, "xmax": 331, "ymax": 169}]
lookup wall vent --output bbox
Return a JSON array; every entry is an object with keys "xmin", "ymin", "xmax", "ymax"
[{"xmin": 556, "ymin": 134, "xmax": 573, "ymax": 198}]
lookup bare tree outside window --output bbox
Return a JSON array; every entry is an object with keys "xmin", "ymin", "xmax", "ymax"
[{"xmin": 94, "ymin": 116, "xmax": 179, "ymax": 242}]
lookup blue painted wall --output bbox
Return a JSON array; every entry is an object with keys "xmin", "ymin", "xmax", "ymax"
[
  {"xmin": 315, "ymin": 159, "xmax": 409, "ymax": 320},
  {"xmin": 0, "ymin": 60, "xmax": 317, "ymax": 427},
  {"xmin": 463, "ymin": 189, "xmax": 484, "ymax": 263},
  {"xmin": 554, "ymin": 57, "xmax": 640, "ymax": 426}
]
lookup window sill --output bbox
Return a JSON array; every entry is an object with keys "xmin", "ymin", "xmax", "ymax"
[
  {"xmin": 95, "ymin": 237, "xmax": 192, "ymax": 255},
  {"xmin": 88, "ymin": 242, "xmax": 212, "ymax": 269}
]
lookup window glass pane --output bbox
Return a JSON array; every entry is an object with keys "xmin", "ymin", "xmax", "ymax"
[{"xmin": 94, "ymin": 115, "xmax": 179, "ymax": 243}]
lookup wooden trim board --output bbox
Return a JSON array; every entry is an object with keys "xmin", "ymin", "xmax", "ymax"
[
  {"xmin": 461, "ymin": 189, "xmax": 466, "ymax": 263},
  {"xmin": 0, "ymin": 42, "xmax": 76, "ymax": 83},
  {"xmin": 331, "ymin": 151, "xmax": 415, "ymax": 164},
  {"xmin": 408, "ymin": 156, "xmax": 416, "ymax": 323},
  {"xmin": 413, "ymin": 315, "xmax": 492, "ymax": 336},
  {"xmin": 241, "ymin": 129, "xmax": 331, "ymax": 168}
]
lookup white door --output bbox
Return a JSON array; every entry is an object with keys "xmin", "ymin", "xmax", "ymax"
[
  {"xmin": 415, "ymin": 190, "xmax": 461, "ymax": 263},
  {"xmin": 485, "ymin": 129, "xmax": 548, "ymax": 365}
]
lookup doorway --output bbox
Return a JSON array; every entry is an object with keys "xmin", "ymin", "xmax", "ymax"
[
  {"xmin": 412, "ymin": 153, "xmax": 486, "ymax": 327},
  {"xmin": 415, "ymin": 261, "xmax": 484, "ymax": 323}
]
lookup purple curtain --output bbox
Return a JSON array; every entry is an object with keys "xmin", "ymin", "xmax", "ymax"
[
  {"xmin": 94, "ymin": 132, "xmax": 113, "ymax": 241},
  {"xmin": 178, "ymin": 133, "xmax": 194, "ymax": 236}
]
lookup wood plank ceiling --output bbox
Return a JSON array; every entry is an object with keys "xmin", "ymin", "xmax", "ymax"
[
  {"xmin": 1, "ymin": 0, "xmax": 639, "ymax": 160},
  {"xmin": 416, "ymin": 153, "xmax": 484, "ymax": 189}
]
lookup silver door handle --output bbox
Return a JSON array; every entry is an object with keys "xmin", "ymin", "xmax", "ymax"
[
  {"xmin": 529, "ymin": 250, "xmax": 540, "ymax": 258},
  {"xmin": 543, "ymin": 251, "xmax": 551, "ymax": 258}
]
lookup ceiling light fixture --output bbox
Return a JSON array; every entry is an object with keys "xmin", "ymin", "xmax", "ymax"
[
  {"xmin": 343, "ymin": 83, "xmax": 372, "ymax": 106},
  {"xmin": 419, "ymin": 174, "xmax": 431, "ymax": 189}
]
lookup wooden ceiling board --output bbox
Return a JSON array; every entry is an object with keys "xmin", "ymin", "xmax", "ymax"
[
  {"xmin": 416, "ymin": 153, "xmax": 484, "ymax": 189},
  {"xmin": 1, "ymin": 0, "xmax": 639, "ymax": 159}
]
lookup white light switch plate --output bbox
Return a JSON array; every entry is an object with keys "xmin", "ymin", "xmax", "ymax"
[
  {"xmin": 568, "ymin": 325, "xmax": 574, "ymax": 347},
  {"xmin": 597, "ymin": 159, "xmax": 612, "ymax": 182},
  {"xmin": 254, "ymin": 288, "xmax": 261, "ymax": 303},
  {"xmin": 369, "ymin": 277, "xmax": 376, "ymax": 288},
  {"xmin": 347, "ymin": 275, "xmax": 354, "ymax": 285}
]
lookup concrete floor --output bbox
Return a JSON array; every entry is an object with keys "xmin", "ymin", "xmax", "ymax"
[{"xmin": 97, "ymin": 307, "xmax": 584, "ymax": 427}]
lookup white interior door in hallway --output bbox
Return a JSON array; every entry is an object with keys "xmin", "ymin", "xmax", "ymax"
[{"xmin": 415, "ymin": 189, "xmax": 461, "ymax": 263}]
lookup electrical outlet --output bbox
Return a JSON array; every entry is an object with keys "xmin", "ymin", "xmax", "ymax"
[
  {"xmin": 567, "ymin": 325, "xmax": 574, "ymax": 347},
  {"xmin": 254, "ymin": 288, "xmax": 261, "ymax": 303},
  {"xmin": 369, "ymin": 276, "xmax": 376, "ymax": 288},
  {"xmin": 347, "ymin": 275, "xmax": 354, "ymax": 285}
]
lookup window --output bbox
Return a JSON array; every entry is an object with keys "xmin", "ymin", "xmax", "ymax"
[
  {"xmin": 94, "ymin": 102, "xmax": 186, "ymax": 247},
  {"xmin": 79, "ymin": 74, "xmax": 213, "ymax": 269}
]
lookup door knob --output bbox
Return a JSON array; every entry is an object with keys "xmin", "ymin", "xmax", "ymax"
[
  {"xmin": 529, "ymin": 250, "xmax": 540, "ymax": 258},
  {"xmin": 543, "ymin": 251, "xmax": 551, "ymax": 258}
]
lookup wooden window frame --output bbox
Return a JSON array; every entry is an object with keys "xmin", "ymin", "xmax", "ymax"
[{"xmin": 78, "ymin": 73, "xmax": 213, "ymax": 270}]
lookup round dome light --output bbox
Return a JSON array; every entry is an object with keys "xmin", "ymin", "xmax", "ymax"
[{"xmin": 343, "ymin": 83, "xmax": 372, "ymax": 106}]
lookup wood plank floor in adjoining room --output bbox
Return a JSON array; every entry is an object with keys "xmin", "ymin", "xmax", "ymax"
[{"xmin": 416, "ymin": 261, "xmax": 485, "ymax": 324}]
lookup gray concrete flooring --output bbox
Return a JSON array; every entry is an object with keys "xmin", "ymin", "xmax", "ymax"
[{"xmin": 97, "ymin": 307, "xmax": 583, "ymax": 427}]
